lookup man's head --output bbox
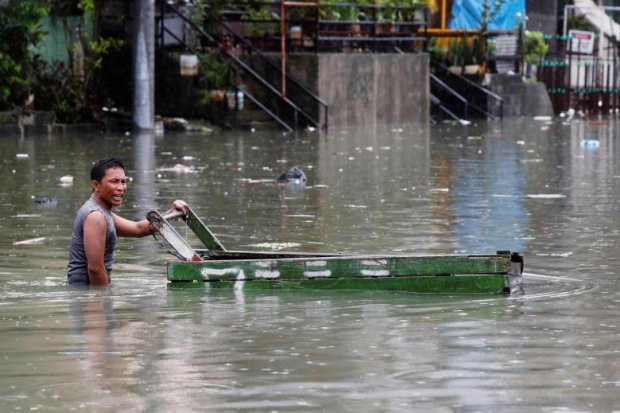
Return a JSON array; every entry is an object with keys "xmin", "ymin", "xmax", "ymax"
[
  {"xmin": 90, "ymin": 157, "xmax": 127, "ymax": 209},
  {"xmin": 91, "ymin": 157, "xmax": 124, "ymax": 182}
]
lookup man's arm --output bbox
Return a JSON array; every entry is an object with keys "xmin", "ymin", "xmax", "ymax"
[
  {"xmin": 113, "ymin": 200, "xmax": 188, "ymax": 238},
  {"xmin": 83, "ymin": 211, "xmax": 110, "ymax": 285}
]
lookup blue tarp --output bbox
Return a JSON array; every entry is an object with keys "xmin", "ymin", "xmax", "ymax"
[{"xmin": 449, "ymin": 0, "xmax": 526, "ymax": 30}]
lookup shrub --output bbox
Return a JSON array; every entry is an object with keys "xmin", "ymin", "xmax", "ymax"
[{"xmin": 0, "ymin": 1, "xmax": 47, "ymax": 109}]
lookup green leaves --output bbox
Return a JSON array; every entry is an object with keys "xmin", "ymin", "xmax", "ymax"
[
  {"xmin": 523, "ymin": 30, "xmax": 548, "ymax": 65},
  {"xmin": 0, "ymin": 1, "xmax": 47, "ymax": 109}
]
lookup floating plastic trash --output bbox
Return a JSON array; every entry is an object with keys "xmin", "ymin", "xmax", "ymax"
[
  {"xmin": 13, "ymin": 237, "xmax": 45, "ymax": 246},
  {"xmin": 59, "ymin": 175, "xmax": 74, "ymax": 185},
  {"xmin": 581, "ymin": 139, "xmax": 600, "ymax": 148},
  {"xmin": 526, "ymin": 194, "xmax": 566, "ymax": 199},
  {"xmin": 16, "ymin": 153, "xmax": 29, "ymax": 159}
]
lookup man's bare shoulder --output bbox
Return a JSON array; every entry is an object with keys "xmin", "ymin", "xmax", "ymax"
[{"xmin": 84, "ymin": 210, "xmax": 107, "ymax": 232}]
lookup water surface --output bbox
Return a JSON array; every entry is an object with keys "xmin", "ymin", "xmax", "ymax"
[{"xmin": 1, "ymin": 118, "xmax": 619, "ymax": 411}]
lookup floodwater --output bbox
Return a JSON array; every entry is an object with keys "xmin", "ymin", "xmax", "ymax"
[{"xmin": 1, "ymin": 118, "xmax": 619, "ymax": 412}]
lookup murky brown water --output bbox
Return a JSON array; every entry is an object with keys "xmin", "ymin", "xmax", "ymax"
[{"xmin": 1, "ymin": 118, "xmax": 619, "ymax": 411}]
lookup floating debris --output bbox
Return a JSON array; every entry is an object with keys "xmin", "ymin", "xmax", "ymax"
[
  {"xmin": 533, "ymin": 116, "xmax": 552, "ymax": 121},
  {"xmin": 13, "ymin": 237, "xmax": 45, "ymax": 246},
  {"xmin": 526, "ymin": 194, "xmax": 566, "ymax": 199},
  {"xmin": 535, "ymin": 252, "xmax": 573, "ymax": 258},
  {"xmin": 16, "ymin": 153, "xmax": 29, "ymax": 159},
  {"xmin": 156, "ymin": 164, "xmax": 196, "ymax": 174},
  {"xmin": 59, "ymin": 175, "xmax": 74, "ymax": 186},
  {"xmin": 246, "ymin": 242, "xmax": 301, "ymax": 250},
  {"xmin": 33, "ymin": 196, "xmax": 57, "ymax": 206},
  {"xmin": 238, "ymin": 178, "xmax": 275, "ymax": 184},
  {"xmin": 581, "ymin": 139, "xmax": 600, "ymax": 148},
  {"xmin": 560, "ymin": 108, "xmax": 575, "ymax": 122}
]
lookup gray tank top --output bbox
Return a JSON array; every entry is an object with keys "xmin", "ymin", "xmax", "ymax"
[{"xmin": 67, "ymin": 198, "xmax": 117, "ymax": 284}]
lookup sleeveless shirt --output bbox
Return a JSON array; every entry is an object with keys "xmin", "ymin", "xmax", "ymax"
[{"xmin": 67, "ymin": 198, "xmax": 117, "ymax": 284}]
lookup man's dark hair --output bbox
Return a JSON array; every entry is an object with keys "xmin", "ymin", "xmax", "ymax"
[{"xmin": 90, "ymin": 157, "xmax": 124, "ymax": 182}]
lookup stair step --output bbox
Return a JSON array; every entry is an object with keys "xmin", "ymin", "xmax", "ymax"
[{"xmin": 235, "ymin": 109, "xmax": 276, "ymax": 123}]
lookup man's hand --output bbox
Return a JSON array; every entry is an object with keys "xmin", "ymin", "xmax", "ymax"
[
  {"xmin": 170, "ymin": 200, "xmax": 188, "ymax": 215},
  {"xmin": 114, "ymin": 200, "xmax": 190, "ymax": 238}
]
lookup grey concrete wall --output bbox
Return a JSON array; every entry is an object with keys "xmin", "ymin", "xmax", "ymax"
[
  {"xmin": 286, "ymin": 53, "xmax": 429, "ymax": 128},
  {"xmin": 487, "ymin": 74, "xmax": 554, "ymax": 117},
  {"xmin": 526, "ymin": 0, "xmax": 558, "ymax": 34},
  {"xmin": 526, "ymin": 0, "xmax": 560, "ymax": 52}
]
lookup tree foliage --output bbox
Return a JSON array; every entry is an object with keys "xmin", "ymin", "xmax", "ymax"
[
  {"xmin": 0, "ymin": 0, "xmax": 124, "ymax": 122},
  {"xmin": 0, "ymin": 1, "xmax": 47, "ymax": 109}
]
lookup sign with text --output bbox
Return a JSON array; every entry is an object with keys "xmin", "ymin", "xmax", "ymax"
[{"xmin": 567, "ymin": 30, "xmax": 596, "ymax": 54}]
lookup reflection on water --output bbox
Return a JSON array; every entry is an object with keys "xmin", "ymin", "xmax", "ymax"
[{"xmin": 1, "ymin": 118, "xmax": 620, "ymax": 411}]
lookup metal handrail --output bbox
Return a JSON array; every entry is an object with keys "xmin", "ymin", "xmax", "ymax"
[
  {"xmin": 430, "ymin": 73, "xmax": 469, "ymax": 119},
  {"xmin": 430, "ymin": 94, "xmax": 462, "ymax": 121},
  {"xmin": 157, "ymin": 0, "xmax": 323, "ymax": 131},
  {"xmin": 431, "ymin": 60, "xmax": 503, "ymax": 119},
  {"xmin": 228, "ymin": 54, "xmax": 316, "ymax": 129},
  {"xmin": 239, "ymin": 86, "xmax": 294, "ymax": 132},
  {"xmin": 432, "ymin": 61, "xmax": 503, "ymax": 102},
  {"xmin": 210, "ymin": 14, "xmax": 328, "ymax": 127}
]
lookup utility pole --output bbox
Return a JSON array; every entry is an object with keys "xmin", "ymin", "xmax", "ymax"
[{"xmin": 133, "ymin": 0, "xmax": 155, "ymax": 130}]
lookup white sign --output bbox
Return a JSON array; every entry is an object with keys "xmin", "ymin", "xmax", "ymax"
[
  {"xmin": 180, "ymin": 54, "xmax": 198, "ymax": 76},
  {"xmin": 568, "ymin": 30, "xmax": 595, "ymax": 54}
]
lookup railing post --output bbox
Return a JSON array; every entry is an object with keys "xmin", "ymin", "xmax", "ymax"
[
  {"xmin": 372, "ymin": 0, "xmax": 377, "ymax": 53},
  {"xmin": 315, "ymin": 0, "xmax": 320, "ymax": 53},
  {"xmin": 281, "ymin": 0, "xmax": 287, "ymax": 98}
]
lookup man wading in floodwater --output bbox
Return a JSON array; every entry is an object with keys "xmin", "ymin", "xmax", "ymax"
[{"xmin": 67, "ymin": 157, "xmax": 188, "ymax": 285}]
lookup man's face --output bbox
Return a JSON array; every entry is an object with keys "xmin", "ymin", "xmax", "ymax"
[{"xmin": 93, "ymin": 167, "xmax": 127, "ymax": 208}]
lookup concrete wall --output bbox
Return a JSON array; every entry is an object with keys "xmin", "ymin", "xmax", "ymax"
[
  {"xmin": 526, "ymin": 0, "xmax": 559, "ymax": 34},
  {"xmin": 487, "ymin": 74, "xmax": 554, "ymax": 117},
  {"xmin": 273, "ymin": 53, "xmax": 430, "ymax": 128},
  {"xmin": 526, "ymin": 0, "xmax": 560, "ymax": 52}
]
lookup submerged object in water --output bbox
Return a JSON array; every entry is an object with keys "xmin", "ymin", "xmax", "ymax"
[
  {"xmin": 276, "ymin": 166, "xmax": 307, "ymax": 185},
  {"xmin": 33, "ymin": 196, "xmax": 57, "ymax": 206}
]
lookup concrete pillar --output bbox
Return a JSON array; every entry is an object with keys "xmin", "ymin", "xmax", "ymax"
[{"xmin": 133, "ymin": 0, "xmax": 155, "ymax": 130}]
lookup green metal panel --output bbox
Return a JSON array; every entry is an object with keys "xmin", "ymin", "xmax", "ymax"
[
  {"xmin": 184, "ymin": 207, "xmax": 226, "ymax": 251},
  {"xmin": 168, "ymin": 275, "xmax": 507, "ymax": 294},
  {"xmin": 168, "ymin": 254, "xmax": 510, "ymax": 285},
  {"xmin": 154, "ymin": 205, "xmax": 517, "ymax": 294}
]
